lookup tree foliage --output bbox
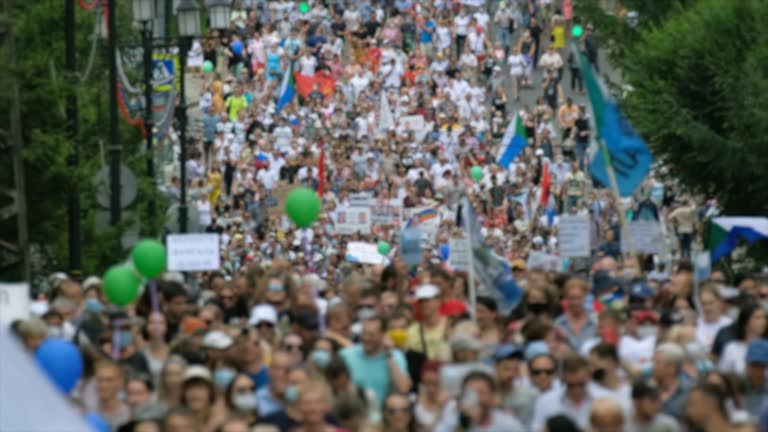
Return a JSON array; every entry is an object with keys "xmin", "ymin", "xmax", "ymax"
[
  {"xmin": 622, "ymin": 0, "xmax": 768, "ymax": 215},
  {"xmin": 578, "ymin": 0, "xmax": 768, "ymax": 216},
  {"xmin": 0, "ymin": 0, "xmax": 168, "ymax": 283}
]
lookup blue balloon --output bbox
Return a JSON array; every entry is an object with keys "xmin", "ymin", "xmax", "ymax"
[
  {"xmin": 35, "ymin": 338, "xmax": 83, "ymax": 394},
  {"xmin": 493, "ymin": 271, "xmax": 523, "ymax": 313},
  {"xmin": 439, "ymin": 243, "xmax": 450, "ymax": 260},
  {"xmin": 231, "ymin": 40, "xmax": 244, "ymax": 56},
  {"xmin": 84, "ymin": 413, "xmax": 110, "ymax": 432}
]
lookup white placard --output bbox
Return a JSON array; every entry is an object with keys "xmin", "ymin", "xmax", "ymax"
[
  {"xmin": 0, "ymin": 283, "xmax": 30, "ymax": 327},
  {"xmin": 622, "ymin": 220, "xmax": 662, "ymax": 254},
  {"xmin": 345, "ymin": 242, "xmax": 386, "ymax": 265},
  {"xmin": 167, "ymin": 233, "xmax": 221, "ymax": 271},
  {"xmin": 448, "ymin": 238, "xmax": 471, "ymax": 271},
  {"xmin": 370, "ymin": 203, "xmax": 403, "ymax": 225},
  {"xmin": 526, "ymin": 251, "xmax": 563, "ymax": 272},
  {"xmin": 404, "ymin": 207, "xmax": 441, "ymax": 239},
  {"xmin": 348, "ymin": 192, "xmax": 375, "ymax": 208},
  {"xmin": 558, "ymin": 215, "xmax": 591, "ymax": 257},
  {"xmin": 460, "ymin": 0, "xmax": 485, "ymax": 6},
  {"xmin": 335, "ymin": 206, "xmax": 372, "ymax": 235}
]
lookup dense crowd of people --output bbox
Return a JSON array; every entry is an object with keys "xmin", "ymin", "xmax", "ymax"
[{"xmin": 10, "ymin": 1, "xmax": 768, "ymax": 431}]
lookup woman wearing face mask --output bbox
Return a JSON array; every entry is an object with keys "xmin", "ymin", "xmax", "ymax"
[
  {"xmin": 523, "ymin": 285, "xmax": 557, "ymax": 321},
  {"xmin": 224, "ymin": 373, "xmax": 258, "ymax": 424},
  {"xmin": 308, "ymin": 337, "xmax": 335, "ymax": 376},
  {"xmin": 101, "ymin": 312, "xmax": 150, "ymax": 376},
  {"xmin": 141, "ymin": 311, "xmax": 170, "ymax": 384},
  {"xmin": 718, "ymin": 303, "xmax": 768, "ymax": 374}
]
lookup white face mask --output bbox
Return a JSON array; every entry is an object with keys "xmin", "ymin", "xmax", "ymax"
[{"xmin": 636, "ymin": 325, "xmax": 658, "ymax": 340}]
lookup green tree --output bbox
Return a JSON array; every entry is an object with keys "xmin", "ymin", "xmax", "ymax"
[
  {"xmin": 0, "ymin": 0, "xmax": 168, "ymax": 283},
  {"xmin": 621, "ymin": 0, "xmax": 768, "ymax": 215}
]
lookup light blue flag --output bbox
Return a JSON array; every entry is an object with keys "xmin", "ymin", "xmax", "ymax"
[{"xmin": 459, "ymin": 198, "xmax": 522, "ymax": 314}]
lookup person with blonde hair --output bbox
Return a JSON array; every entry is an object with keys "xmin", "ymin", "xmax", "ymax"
[
  {"xmin": 292, "ymin": 380, "xmax": 338, "ymax": 432},
  {"xmin": 589, "ymin": 398, "xmax": 624, "ymax": 432}
]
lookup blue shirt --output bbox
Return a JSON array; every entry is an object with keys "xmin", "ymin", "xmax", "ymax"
[
  {"xmin": 255, "ymin": 386, "xmax": 282, "ymax": 417},
  {"xmin": 339, "ymin": 344, "xmax": 408, "ymax": 407},
  {"xmin": 420, "ymin": 20, "xmax": 435, "ymax": 43},
  {"xmin": 250, "ymin": 365, "xmax": 269, "ymax": 390},
  {"xmin": 202, "ymin": 113, "xmax": 220, "ymax": 142}
]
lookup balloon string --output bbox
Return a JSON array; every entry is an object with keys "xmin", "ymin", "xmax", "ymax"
[
  {"xmin": 111, "ymin": 327, "xmax": 119, "ymax": 360},
  {"xmin": 149, "ymin": 280, "xmax": 163, "ymax": 339},
  {"xmin": 303, "ymin": 234, "xmax": 326, "ymax": 333}
]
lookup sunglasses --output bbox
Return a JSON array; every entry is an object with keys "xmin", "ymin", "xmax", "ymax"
[
  {"xmin": 285, "ymin": 344, "xmax": 302, "ymax": 351},
  {"xmin": 257, "ymin": 322, "xmax": 275, "ymax": 328},
  {"xmin": 386, "ymin": 406, "xmax": 410, "ymax": 414},
  {"xmin": 565, "ymin": 381, "xmax": 588, "ymax": 389},
  {"xmin": 530, "ymin": 368, "xmax": 556, "ymax": 376},
  {"xmin": 235, "ymin": 386, "xmax": 255, "ymax": 394}
]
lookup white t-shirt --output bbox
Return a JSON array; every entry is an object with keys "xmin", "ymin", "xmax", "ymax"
[
  {"xmin": 507, "ymin": 54, "xmax": 527, "ymax": 76},
  {"xmin": 539, "ymin": 52, "xmax": 563, "ymax": 70},
  {"xmin": 718, "ymin": 340, "xmax": 747, "ymax": 375},
  {"xmin": 696, "ymin": 316, "xmax": 732, "ymax": 350},
  {"xmin": 297, "ymin": 55, "xmax": 318, "ymax": 76},
  {"xmin": 454, "ymin": 14, "xmax": 470, "ymax": 36}
]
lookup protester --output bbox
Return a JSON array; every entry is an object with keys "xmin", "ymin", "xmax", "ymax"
[{"xmin": 11, "ymin": 1, "xmax": 767, "ymax": 431}]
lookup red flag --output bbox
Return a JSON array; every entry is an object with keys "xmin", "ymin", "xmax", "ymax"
[
  {"xmin": 294, "ymin": 72, "xmax": 336, "ymax": 98},
  {"xmin": 317, "ymin": 146, "xmax": 325, "ymax": 198},
  {"xmin": 540, "ymin": 160, "xmax": 551, "ymax": 206}
]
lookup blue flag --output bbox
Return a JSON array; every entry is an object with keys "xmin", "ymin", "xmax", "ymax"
[{"xmin": 459, "ymin": 198, "xmax": 522, "ymax": 313}]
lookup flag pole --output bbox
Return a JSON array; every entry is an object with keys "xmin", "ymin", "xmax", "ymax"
[
  {"xmin": 465, "ymin": 205, "xmax": 478, "ymax": 323},
  {"xmin": 571, "ymin": 40, "xmax": 638, "ymax": 264}
]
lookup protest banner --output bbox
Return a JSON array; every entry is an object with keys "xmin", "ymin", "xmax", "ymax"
[
  {"xmin": 622, "ymin": 220, "xmax": 662, "ymax": 254},
  {"xmin": 448, "ymin": 238, "xmax": 471, "ymax": 271},
  {"xmin": 0, "ymin": 283, "xmax": 30, "ymax": 327},
  {"xmin": 348, "ymin": 192, "xmax": 375, "ymax": 208},
  {"xmin": 167, "ymin": 233, "xmax": 221, "ymax": 271},
  {"xmin": 404, "ymin": 207, "xmax": 440, "ymax": 239},
  {"xmin": 335, "ymin": 206, "xmax": 372, "ymax": 235},
  {"xmin": 370, "ymin": 203, "xmax": 403, "ymax": 225},
  {"xmin": 558, "ymin": 215, "xmax": 591, "ymax": 257},
  {"xmin": 526, "ymin": 251, "xmax": 563, "ymax": 272},
  {"xmin": 345, "ymin": 241, "xmax": 386, "ymax": 265}
]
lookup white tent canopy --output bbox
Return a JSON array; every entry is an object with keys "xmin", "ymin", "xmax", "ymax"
[{"xmin": 0, "ymin": 328, "xmax": 91, "ymax": 432}]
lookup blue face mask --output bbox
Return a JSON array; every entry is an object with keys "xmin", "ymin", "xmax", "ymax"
[
  {"xmin": 233, "ymin": 393, "xmax": 258, "ymax": 411},
  {"xmin": 85, "ymin": 298, "xmax": 105, "ymax": 313},
  {"xmin": 114, "ymin": 330, "xmax": 133, "ymax": 349},
  {"xmin": 213, "ymin": 368, "xmax": 237, "ymax": 389},
  {"xmin": 310, "ymin": 350, "xmax": 332, "ymax": 369},
  {"xmin": 284, "ymin": 384, "xmax": 299, "ymax": 403}
]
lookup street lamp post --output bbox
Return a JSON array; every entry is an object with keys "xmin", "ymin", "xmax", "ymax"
[
  {"xmin": 176, "ymin": 0, "xmax": 200, "ymax": 233},
  {"xmin": 65, "ymin": 0, "xmax": 81, "ymax": 276},
  {"xmin": 107, "ymin": 0, "xmax": 121, "ymax": 226},
  {"xmin": 206, "ymin": 0, "xmax": 232, "ymax": 30},
  {"xmin": 134, "ymin": 0, "xmax": 156, "ymax": 227}
]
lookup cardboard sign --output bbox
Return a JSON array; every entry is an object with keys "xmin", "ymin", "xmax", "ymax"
[
  {"xmin": 345, "ymin": 241, "xmax": 386, "ymax": 265},
  {"xmin": 370, "ymin": 203, "xmax": 403, "ymax": 225},
  {"xmin": 0, "ymin": 283, "xmax": 30, "ymax": 327},
  {"xmin": 335, "ymin": 206, "xmax": 372, "ymax": 235},
  {"xmin": 404, "ymin": 207, "xmax": 441, "ymax": 239},
  {"xmin": 558, "ymin": 215, "xmax": 591, "ymax": 258},
  {"xmin": 622, "ymin": 220, "xmax": 662, "ymax": 254},
  {"xmin": 348, "ymin": 192, "xmax": 375, "ymax": 208},
  {"xmin": 526, "ymin": 251, "xmax": 563, "ymax": 272},
  {"xmin": 448, "ymin": 238, "xmax": 471, "ymax": 271},
  {"xmin": 167, "ymin": 233, "xmax": 221, "ymax": 271}
]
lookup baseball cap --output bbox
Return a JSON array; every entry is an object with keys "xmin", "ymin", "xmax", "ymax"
[
  {"xmin": 524, "ymin": 341, "xmax": 551, "ymax": 361},
  {"xmin": 629, "ymin": 281, "xmax": 654, "ymax": 299},
  {"xmin": 248, "ymin": 304, "xmax": 278, "ymax": 327},
  {"xmin": 746, "ymin": 339, "xmax": 768, "ymax": 364},
  {"xmin": 450, "ymin": 334, "xmax": 483, "ymax": 353},
  {"xmin": 415, "ymin": 284, "xmax": 440, "ymax": 300},
  {"xmin": 202, "ymin": 330, "xmax": 234, "ymax": 350},
  {"xmin": 183, "ymin": 365, "xmax": 213, "ymax": 383},
  {"xmin": 511, "ymin": 259, "xmax": 526, "ymax": 271},
  {"xmin": 493, "ymin": 344, "xmax": 523, "ymax": 361}
]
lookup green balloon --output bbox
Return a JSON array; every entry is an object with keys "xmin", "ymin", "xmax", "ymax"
[
  {"xmin": 572, "ymin": 25, "xmax": 583, "ymax": 38},
  {"xmin": 202, "ymin": 60, "xmax": 214, "ymax": 73},
  {"xmin": 132, "ymin": 239, "xmax": 167, "ymax": 278},
  {"xmin": 298, "ymin": 2, "xmax": 309, "ymax": 13},
  {"xmin": 285, "ymin": 187, "xmax": 321, "ymax": 228},
  {"xmin": 470, "ymin": 165, "xmax": 484, "ymax": 182},
  {"xmin": 377, "ymin": 241, "xmax": 391, "ymax": 256},
  {"xmin": 103, "ymin": 265, "xmax": 140, "ymax": 306}
]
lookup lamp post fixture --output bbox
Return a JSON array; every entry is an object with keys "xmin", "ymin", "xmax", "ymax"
[
  {"xmin": 175, "ymin": 0, "xmax": 200, "ymax": 233},
  {"xmin": 206, "ymin": 0, "xmax": 232, "ymax": 31},
  {"xmin": 133, "ymin": 0, "xmax": 156, "ymax": 227}
]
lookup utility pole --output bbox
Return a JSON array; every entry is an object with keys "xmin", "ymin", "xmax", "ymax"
[
  {"xmin": 5, "ymin": 0, "xmax": 30, "ymax": 282},
  {"xmin": 65, "ymin": 0, "xmax": 81, "ymax": 277},
  {"xmin": 108, "ymin": 0, "xmax": 121, "ymax": 225},
  {"xmin": 143, "ymin": 20, "xmax": 155, "ymax": 227},
  {"xmin": 178, "ymin": 37, "xmax": 188, "ymax": 233}
]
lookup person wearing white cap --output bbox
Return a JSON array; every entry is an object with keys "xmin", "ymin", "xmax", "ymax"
[
  {"xmin": 405, "ymin": 284, "xmax": 451, "ymax": 362},
  {"xmin": 249, "ymin": 303, "xmax": 279, "ymax": 345}
]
